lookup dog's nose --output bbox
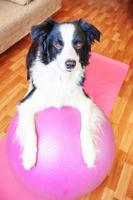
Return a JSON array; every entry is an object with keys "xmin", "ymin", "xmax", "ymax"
[{"xmin": 65, "ymin": 59, "xmax": 76, "ymax": 70}]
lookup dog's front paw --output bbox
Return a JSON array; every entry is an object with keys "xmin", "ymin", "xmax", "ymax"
[
  {"xmin": 21, "ymin": 145, "xmax": 37, "ymax": 170},
  {"xmin": 81, "ymin": 139, "xmax": 96, "ymax": 168},
  {"xmin": 83, "ymin": 149, "xmax": 96, "ymax": 168}
]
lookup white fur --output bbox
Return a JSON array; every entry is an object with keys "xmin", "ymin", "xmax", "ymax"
[
  {"xmin": 16, "ymin": 24, "xmax": 103, "ymax": 170},
  {"xmin": 56, "ymin": 24, "xmax": 81, "ymax": 72}
]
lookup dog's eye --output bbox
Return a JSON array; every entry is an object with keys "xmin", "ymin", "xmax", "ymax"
[
  {"xmin": 53, "ymin": 41, "xmax": 63, "ymax": 50},
  {"xmin": 74, "ymin": 42, "xmax": 83, "ymax": 49}
]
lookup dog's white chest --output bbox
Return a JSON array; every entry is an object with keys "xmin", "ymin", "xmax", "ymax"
[{"xmin": 31, "ymin": 61, "xmax": 81, "ymax": 108}]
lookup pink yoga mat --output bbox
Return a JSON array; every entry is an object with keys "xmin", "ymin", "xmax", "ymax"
[{"xmin": 0, "ymin": 52, "xmax": 129, "ymax": 200}]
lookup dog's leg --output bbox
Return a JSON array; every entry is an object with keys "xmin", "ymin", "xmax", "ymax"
[
  {"xmin": 68, "ymin": 93, "xmax": 103, "ymax": 168},
  {"xmin": 16, "ymin": 89, "xmax": 45, "ymax": 170}
]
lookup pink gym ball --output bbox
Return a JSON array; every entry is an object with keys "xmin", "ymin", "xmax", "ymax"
[{"xmin": 6, "ymin": 107, "xmax": 114, "ymax": 200}]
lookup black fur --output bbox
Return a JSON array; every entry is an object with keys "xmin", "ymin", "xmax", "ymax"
[
  {"xmin": 83, "ymin": 89, "xmax": 91, "ymax": 99},
  {"xmin": 26, "ymin": 18, "xmax": 101, "ymax": 84},
  {"xmin": 20, "ymin": 85, "xmax": 36, "ymax": 103},
  {"xmin": 73, "ymin": 19, "xmax": 100, "ymax": 67}
]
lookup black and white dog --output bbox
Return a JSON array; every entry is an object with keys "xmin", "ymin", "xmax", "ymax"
[{"xmin": 17, "ymin": 18, "xmax": 103, "ymax": 170}]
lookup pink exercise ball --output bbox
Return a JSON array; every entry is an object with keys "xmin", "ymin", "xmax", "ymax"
[{"xmin": 6, "ymin": 107, "xmax": 114, "ymax": 200}]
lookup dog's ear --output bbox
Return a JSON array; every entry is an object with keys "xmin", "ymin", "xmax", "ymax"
[
  {"xmin": 31, "ymin": 18, "xmax": 57, "ymax": 40},
  {"xmin": 76, "ymin": 19, "xmax": 101, "ymax": 43}
]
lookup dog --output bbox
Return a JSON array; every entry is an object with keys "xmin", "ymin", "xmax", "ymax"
[{"xmin": 16, "ymin": 18, "xmax": 103, "ymax": 170}]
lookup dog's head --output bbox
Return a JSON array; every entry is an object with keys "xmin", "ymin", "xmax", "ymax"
[{"xmin": 28, "ymin": 18, "xmax": 100, "ymax": 73}]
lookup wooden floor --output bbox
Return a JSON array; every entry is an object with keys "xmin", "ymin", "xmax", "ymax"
[{"xmin": 0, "ymin": 0, "xmax": 133, "ymax": 199}]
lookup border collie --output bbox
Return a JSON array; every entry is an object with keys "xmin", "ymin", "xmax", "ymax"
[{"xmin": 16, "ymin": 18, "xmax": 103, "ymax": 170}]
